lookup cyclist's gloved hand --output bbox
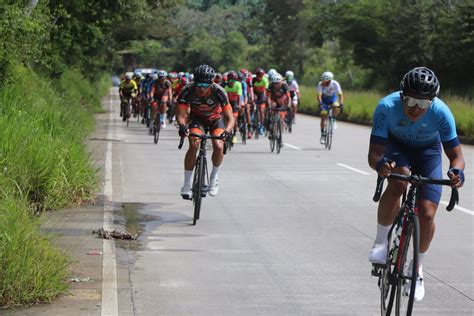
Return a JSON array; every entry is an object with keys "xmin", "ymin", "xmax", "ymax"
[
  {"xmin": 447, "ymin": 168, "xmax": 465, "ymax": 188},
  {"xmin": 220, "ymin": 130, "xmax": 232, "ymax": 140},
  {"xmin": 376, "ymin": 157, "xmax": 396, "ymax": 177},
  {"xmin": 178, "ymin": 125, "xmax": 188, "ymax": 137}
]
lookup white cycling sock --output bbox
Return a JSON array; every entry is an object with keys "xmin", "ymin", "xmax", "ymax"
[
  {"xmin": 184, "ymin": 170, "xmax": 193, "ymax": 188},
  {"xmin": 210, "ymin": 165, "xmax": 219, "ymax": 179},
  {"xmin": 418, "ymin": 252, "xmax": 425, "ymax": 275},
  {"xmin": 374, "ymin": 223, "xmax": 391, "ymax": 244}
]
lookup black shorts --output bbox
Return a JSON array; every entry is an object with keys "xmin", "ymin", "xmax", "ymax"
[
  {"xmin": 189, "ymin": 115, "xmax": 225, "ymax": 133},
  {"xmin": 255, "ymin": 93, "xmax": 267, "ymax": 104},
  {"xmin": 230, "ymin": 101, "xmax": 239, "ymax": 113}
]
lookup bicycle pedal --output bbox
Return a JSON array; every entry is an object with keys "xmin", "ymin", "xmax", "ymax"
[{"xmin": 181, "ymin": 194, "xmax": 192, "ymax": 201}]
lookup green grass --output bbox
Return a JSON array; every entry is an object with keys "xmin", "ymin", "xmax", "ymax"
[
  {"xmin": 0, "ymin": 63, "xmax": 110, "ymax": 307},
  {"xmin": 299, "ymin": 86, "xmax": 474, "ymax": 139}
]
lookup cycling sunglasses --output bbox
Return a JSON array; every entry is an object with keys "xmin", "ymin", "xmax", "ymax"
[
  {"xmin": 403, "ymin": 95, "xmax": 432, "ymax": 110},
  {"xmin": 195, "ymin": 82, "xmax": 211, "ymax": 88}
]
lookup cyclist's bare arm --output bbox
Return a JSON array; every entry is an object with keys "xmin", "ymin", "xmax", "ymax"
[
  {"xmin": 445, "ymin": 145, "xmax": 465, "ymax": 188},
  {"xmin": 222, "ymin": 105, "xmax": 235, "ymax": 132},
  {"xmin": 368, "ymin": 142, "xmax": 402, "ymax": 177},
  {"xmin": 317, "ymin": 92, "xmax": 323, "ymax": 104},
  {"xmin": 338, "ymin": 92, "xmax": 344, "ymax": 105},
  {"xmin": 175, "ymin": 104, "xmax": 189, "ymax": 126}
]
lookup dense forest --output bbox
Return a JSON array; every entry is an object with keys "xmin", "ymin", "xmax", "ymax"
[{"xmin": 1, "ymin": 0, "xmax": 473, "ymax": 93}]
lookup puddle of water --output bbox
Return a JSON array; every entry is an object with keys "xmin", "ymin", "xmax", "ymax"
[{"xmin": 113, "ymin": 202, "xmax": 160, "ymax": 251}]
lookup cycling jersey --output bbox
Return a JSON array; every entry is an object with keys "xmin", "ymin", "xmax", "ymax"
[
  {"xmin": 370, "ymin": 91, "xmax": 459, "ymax": 149},
  {"xmin": 317, "ymin": 80, "xmax": 342, "ymax": 104},
  {"xmin": 240, "ymin": 80, "xmax": 248, "ymax": 103},
  {"xmin": 151, "ymin": 79, "xmax": 171, "ymax": 99},
  {"xmin": 224, "ymin": 81, "xmax": 243, "ymax": 103},
  {"xmin": 177, "ymin": 83, "xmax": 231, "ymax": 123},
  {"xmin": 119, "ymin": 80, "xmax": 138, "ymax": 96},
  {"xmin": 268, "ymin": 82, "xmax": 290, "ymax": 107},
  {"xmin": 253, "ymin": 76, "xmax": 269, "ymax": 104},
  {"xmin": 287, "ymin": 79, "xmax": 299, "ymax": 100}
]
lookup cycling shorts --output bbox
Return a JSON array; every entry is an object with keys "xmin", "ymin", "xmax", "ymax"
[
  {"xmin": 255, "ymin": 92, "xmax": 267, "ymax": 104},
  {"xmin": 189, "ymin": 115, "xmax": 225, "ymax": 137},
  {"xmin": 384, "ymin": 140, "xmax": 443, "ymax": 205},
  {"xmin": 320, "ymin": 102, "xmax": 340, "ymax": 115},
  {"xmin": 230, "ymin": 100, "xmax": 240, "ymax": 113}
]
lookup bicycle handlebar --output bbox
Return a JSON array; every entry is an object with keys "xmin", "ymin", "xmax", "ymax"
[
  {"xmin": 373, "ymin": 174, "xmax": 459, "ymax": 212},
  {"xmin": 178, "ymin": 133, "xmax": 229, "ymax": 155}
]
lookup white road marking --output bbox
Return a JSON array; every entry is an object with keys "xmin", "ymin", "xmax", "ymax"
[
  {"xmin": 439, "ymin": 201, "xmax": 474, "ymax": 216},
  {"xmin": 101, "ymin": 90, "xmax": 119, "ymax": 316},
  {"xmin": 283, "ymin": 143, "xmax": 302, "ymax": 150},
  {"xmin": 337, "ymin": 163, "xmax": 371, "ymax": 175}
]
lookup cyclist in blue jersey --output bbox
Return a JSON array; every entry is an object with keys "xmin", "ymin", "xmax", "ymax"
[{"xmin": 367, "ymin": 67, "xmax": 465, "ymax": 302}]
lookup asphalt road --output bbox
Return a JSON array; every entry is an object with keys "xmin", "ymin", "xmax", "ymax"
[{"xmin": 106, "ymin": 89, "xmax": 473, "ymax": 315}]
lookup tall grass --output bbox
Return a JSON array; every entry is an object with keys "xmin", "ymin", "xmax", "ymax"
[
  {"xmin": 0, "ymin": 63, "xmax": 109, "ymax": 307},
  {"xmin": 299, "ymin": 85, "xmax": 474, "ymax": 138}
]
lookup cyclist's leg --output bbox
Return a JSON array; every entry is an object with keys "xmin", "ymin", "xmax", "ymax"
[
  {"xmin": 377, "ymin": 142, "xmax": 411, "ymax": 226},
  {"xmin": 332, "ymin": 101, "xmax": 341, "ymax": 117},
  {"xmin": 411, "ymin": 145, "xmax": 442, "ymax": 254},
  {"xmin": 209, "ymin": 119, "xmax": 225, "ymax": 195},
  {"xmin": 183, "ymin": 118, "xmax": 203, "ymax": 188},
  {"xmin": 231, "ymin": 101, "xmax": 239, "ymax": 143},
  {"xmin": 159, "ymin": 96, "xmax": 169, "ymax": 126}
]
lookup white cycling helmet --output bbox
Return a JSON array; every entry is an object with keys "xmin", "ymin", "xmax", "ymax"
[
  {"xmin": 158, "ymin": 70, "xmax": 168, "ymax": 78},
  {"xmin": 268, "ymin": 69, "xmax": 277, "ymax": 77},
  {"xmin": 125, "ymin": 74, "xmax": 132, "ymax": 80},
  {"xmin": 285, "ymin": 70, "xmax": 294, "ymax": 78},
  {"xmin": 151, "ymin": 73, "xmax": 158, "ymax": 80},
  {"xmin": 321, "ymin": 71, "xmax": 334, "ymax": 81},
  {"xmin": 270, "ymin": 73, "xmax": 283, "ymax": 83}
]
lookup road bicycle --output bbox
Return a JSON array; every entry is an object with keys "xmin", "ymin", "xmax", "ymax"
[
  {"xmin": 371, "ymin": 173, "xmax": 458, "ymax": 316},
  {"xmin": 178, "ymin": 129, "xmax": 228, "ymax": 225},
  {"xmin": 152, "ymin": 112, "xmax": 160, "ymax": 144},
  {"xmin": 238, "ymin": 107, "xmax": 248, "ymax": 144},
  {"xmin": 268, "ymin": 107, "xmax": 286, "ymax": 154},
  {"xmin": 323, "ymin": 107, "xmax": 335, "ymax": 150},
  {"xmin": 120, "ymin": 96, "xmax": 132, "ymax": 127},
  {"xmin": 285, "ymin": 107, "xmax": 293, "ymax": 133}
]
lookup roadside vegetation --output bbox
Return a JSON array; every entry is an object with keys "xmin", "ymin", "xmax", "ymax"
[{"xmin": 0, "ymin": 62, "xmax": 109, "ymax": 307}]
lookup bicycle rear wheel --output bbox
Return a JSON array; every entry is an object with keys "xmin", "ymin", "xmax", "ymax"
[
  {"xmin": 395, "ymin": 214, "xmax": 419, "ymax": 316},
  {"xmin": 192, "ymin": 157, "xmax": 204, "ymax": 225},
  {"xmin": 286, "ymin": 108, "xmax": 293, "ymax": 133},
  {"xmin": 276, "ymin": 119, "xmax": 282, "ymax": 154}
]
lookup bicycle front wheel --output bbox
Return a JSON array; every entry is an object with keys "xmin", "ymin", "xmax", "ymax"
[
  {"xmin": 395, "ymin": 214, "xmax": 419, "ymax": 316},
  {"xmin": 192, "ymin": 157, "xmax": 204, "ymax": 225},
  {"xmin": 379, "ymin": 225, "xmax": 398, "ymax": 316},
  {"xmin": 269, "ymin": 122, "xmax": 276, "ymax": 152},
  {"xmin": 325, "ymin": 118, "xmax": 332, "ymax": 150},
  {"xmin": 153, "ymin": 116, "xmax": 160, "ymax": 144},
  {"xmin": 276, "ymin": 119, "xmax": 282, "ymax": 154}
]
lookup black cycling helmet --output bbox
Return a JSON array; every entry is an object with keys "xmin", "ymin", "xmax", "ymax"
[
  {"xmin": 400, "ymin": 67, "xmax": 440, "ymax": 100},
  {"xmin": 255, "ymin": 68, "xmax": 264, "ymax": 75},
  {"xmin": 194, "ymin": 64, "xmax": 215, "ymax": 84},
  {"xmin": 227, "ymin": 71, "xmax": 238, "ymax": 80}
]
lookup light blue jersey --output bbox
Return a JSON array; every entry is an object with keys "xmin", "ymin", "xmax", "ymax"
[{"xmin": 371, "ymin": 92, "xmax": 458, "ymax": 148}]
